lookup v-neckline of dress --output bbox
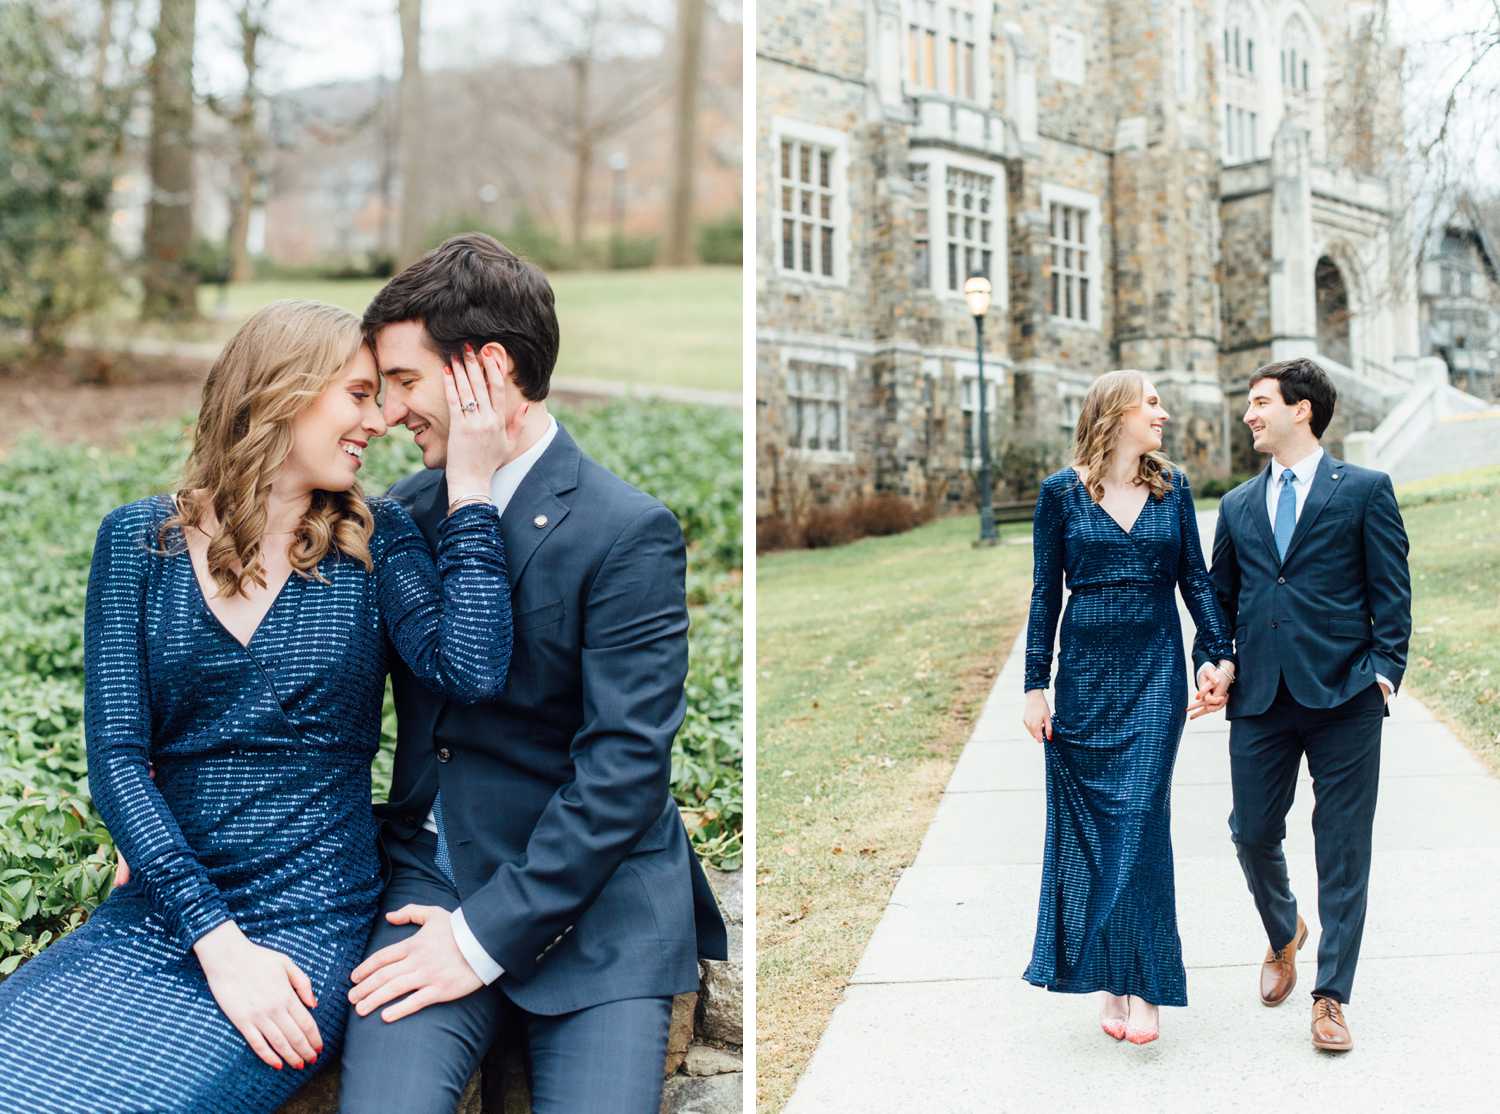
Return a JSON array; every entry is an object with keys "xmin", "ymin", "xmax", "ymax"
[
  {"xmin": 1070, "ymin": 467, "xmax": 1150, "ymax": 538},
  {"xmin": 169, "ymin": 497, "xmax": 297, "ymax": 651}
]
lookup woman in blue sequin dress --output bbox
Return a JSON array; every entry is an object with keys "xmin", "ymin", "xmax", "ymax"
[
  {"xmin": 0, "ymin": 301, "xmax": 518, "ymax": 1112},
  {"xmin": 1021, "ymin": 371, "xmax": 1236, "ymax": 1045}
]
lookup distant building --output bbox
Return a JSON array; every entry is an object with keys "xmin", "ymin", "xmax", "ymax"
[
  {"xmin": 1419, "ymin": 201, "xmax": 1500, "ymax": 402},
  {"xmin": 756, "ymin": 0, "xmax": 1434, "ymax": 521},
  {"xmin": 109, "ymin": 13, "xmax": 742, "ymax": 272}
]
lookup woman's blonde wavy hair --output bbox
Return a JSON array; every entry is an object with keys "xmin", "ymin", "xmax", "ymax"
[
  {"xmin": 1072, "ymin": 369, "xmax": 1176, "ymax": 504},
  {"xmin": 161, "ymin": 299, "xmax": 376, "ymax": 598}
]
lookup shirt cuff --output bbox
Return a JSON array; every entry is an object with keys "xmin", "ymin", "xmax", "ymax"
[
  {"xmin": 1375, "ymin": 673, "xmax": 1395, "ymax": 701},
  {"xmin": 450, "ymin": 907, "xmax": 504, "ymax": 985}
]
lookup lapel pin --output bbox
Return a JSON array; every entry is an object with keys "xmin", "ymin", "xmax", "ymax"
[{"xmin": 533, "ymin": 514, "xmax": 548, "ymax": 528}]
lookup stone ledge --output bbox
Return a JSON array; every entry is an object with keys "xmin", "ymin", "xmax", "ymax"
[{"xmin": 277, "ymin": 868, "xmax": 744, "ymax": 1114}]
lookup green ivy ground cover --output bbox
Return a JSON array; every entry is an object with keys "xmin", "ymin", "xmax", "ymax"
[{"xmin": 0, "ymin": 401, "xmax": 742, "ymax": 975}]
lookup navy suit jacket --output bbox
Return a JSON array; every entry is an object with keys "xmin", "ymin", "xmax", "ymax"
[
  {"xmin": 380, "ymin": 422, "xmax": 728, "ymax": 1015},
  {"xmin": 1192, "ymin": 451, "xmax": 1412, "ymax": 719}
]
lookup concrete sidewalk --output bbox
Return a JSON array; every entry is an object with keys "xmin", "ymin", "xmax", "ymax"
[{"xmin": 784, "ymin": 511, "xmax": 1500, "ymax": 1113}]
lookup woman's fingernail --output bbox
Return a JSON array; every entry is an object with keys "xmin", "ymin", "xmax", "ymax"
[{"xmin": 273, "ymin": 1063, "xmax": 282, "ymax": 1071}]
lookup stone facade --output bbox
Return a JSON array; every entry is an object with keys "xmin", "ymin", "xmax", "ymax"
[
  {"xmin": 1418, "ymin": 207, "xmax": 1500, "ymax": 403},
  {"xmin": 757, "ymin": 0, "xmax": 1424, "ymax": 518}
]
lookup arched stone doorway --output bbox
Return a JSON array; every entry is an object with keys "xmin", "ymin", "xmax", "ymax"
[{"xmin": 1315, "ymin": 255, "xmax": 1352, "ymax": 366}]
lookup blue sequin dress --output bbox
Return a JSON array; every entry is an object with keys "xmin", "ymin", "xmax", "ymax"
[
  {"xmin": 1022, "ymin": 467, "xmax": 1232, "ymax": 1006},
  {"xmin": 0, "ymin": 495, "xmax": 511, "ymax": 1113}
]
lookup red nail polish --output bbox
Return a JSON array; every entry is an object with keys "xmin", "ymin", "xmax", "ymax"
[{"xmin": 273, "ymin": 1063, "xmax": 282, "ymax": 1071}]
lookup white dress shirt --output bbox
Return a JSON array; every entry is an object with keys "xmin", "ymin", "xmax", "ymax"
[
  {"xmin": 1264, "ymin": 446, "xmax": 1323, "ymax": 527},
  {"xmin": 432, "ymin": 414, "xmax": 559, "ymax": 985},
  {"xmin": 1261, "ymin": 445, "xmax": 1393, "ymax": 700}
]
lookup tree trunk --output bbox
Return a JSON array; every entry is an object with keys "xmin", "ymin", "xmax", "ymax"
[
  {"xmin": 663, "ymin": 0, "xmax": 703, "ymax": 267},
  {"xmin": 570, "ymin": 55, "xmax": 592, "ymax": 249},
  {"xmin": 94, "ymin": 0, "xmax": 115, "ymax": 107},
  {"xmin": 397, "ymin": 0, "xmax": 426, "ymax": 266},
  {"xmin": 141, "ymin": 0, "xmax": 199, "ymax": 321},
  {"xmin": 226, "ymin": 8, "xmax": 261, "ymax": 285}
]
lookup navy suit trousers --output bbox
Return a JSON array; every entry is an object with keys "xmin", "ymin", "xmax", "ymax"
[
  {"xmin": 1227, "ymin": 678, "xmax": 1384, "ymax": 1004},
  {"xmin": 338, "ymin": 831, "xmax": 673, "ymax": 1114}
]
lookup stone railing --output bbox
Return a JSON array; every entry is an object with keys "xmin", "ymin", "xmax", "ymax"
[
  {"xmin": 1315, "ymin": 353, "xmax": 1408, "ymax": 409},
  {"xmin": 1343, "ymin": 356, "xmax": 1494, "ymax": 477},
  {"xmin": 278, "ymin": 868, "xmax": 743, "ymax": 1114}
]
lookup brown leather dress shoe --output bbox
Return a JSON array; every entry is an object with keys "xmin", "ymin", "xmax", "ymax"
[
  {"xmin": 1312, "ymin": 997, "xmax": 1353, "ymax": 1052},
  {"xmin": 1259, "ymin": 915, "xmax": 1308, "ymax": 1006}
]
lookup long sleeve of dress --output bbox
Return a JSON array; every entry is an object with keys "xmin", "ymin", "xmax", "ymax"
[
  {"xmin": 1025, "ymin": 479, "xmax": 1065, "ymax": 692},
  {"xmin": 1175, "ymin": 471, "xmax": 1235, "ymax": 669},
  {"xmin": 84, "ymin": 505, "xmax": 233, "ymax": 952},
  {"xmin": 374, "ymin": 498, "xmax": 513, "ymax": 703}
]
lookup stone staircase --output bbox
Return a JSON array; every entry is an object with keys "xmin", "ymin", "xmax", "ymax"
[{"xmin": 1338, "ymin": 356, "xmax": 1500, "ymax": 482}]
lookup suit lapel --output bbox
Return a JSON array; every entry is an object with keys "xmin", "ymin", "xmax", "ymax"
[
  {"xmin": 1279, "ymin": 451, "xmax": 1341, "ymax": 566},
  {"xmin": 498, "ymin": 422, "xmax": 581, "ymax": 588},
  {"xmin": 1246, "ymin": 463, "xmax": 1280, "ymax": 564}
]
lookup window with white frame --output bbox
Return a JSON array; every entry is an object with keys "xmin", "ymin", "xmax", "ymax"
[
  {"xmin": 1281, "ymin": 15, "xmax": 1313, "ymax": 95},
  {"xmin": 908, "ymin": 1, "xmax": 978, "ymax": 100},
  {"xmin": 909, "ymin": 152, "xmax": 1006, "ymax": 300},
  {"xmin": 1176, "ymin": 0, "xmax": 1196, "ymax": 100},
  {"xmin": 944, "ymin": 166, "xmax": 996, "ymax": 293},
  {"xmin": 1047, "ymin": 198, "xmax": 1093, "ymax": 325},
  {"xmin": 1058, "ymin": 381, "xmax": 1087, "ymax": 432},
  {"xmin": 1224, "ymin": 104, "xmax": 1259, "ymax": 162},
  {"xmin": 1220, "ymin": 0, "xmax": 1262, "ymax": 164},
  {"xmin": 958, "ymin": 364, "xmax": 1000, "ymax": 464},
  {"xmin": 786, "ymin": 359, "xmax": 845, "ymax": 453},
  {"xmin": 774, "ymin": 121, "xmax": 848, "ymax": 283},
  {"xmin": 911, "ymin": 163, "xmax": 931, "ymax": 287}
]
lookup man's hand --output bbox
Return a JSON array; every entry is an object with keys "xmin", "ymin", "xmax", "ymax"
[
  {"xmin": 1189, "ymin": 662, "xmax": 1231, "ymax": 720},
  {"xmin": 348, "ymin": 905, "xmax": 483, "ymax": 1023},
  {"xmin": 113, "ymin": 850, "xmax": 130, "ymax": 890},
  {"xmin": 1378, "ymin": 680, "xmax": 1392, "ymax": 704}
]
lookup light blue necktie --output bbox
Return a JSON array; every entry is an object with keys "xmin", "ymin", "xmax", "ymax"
[
  {"xmin": 430, "ymin": 791, "xmax": 456, "ymax": 884},
  {"xmin": 1274, "ymin": 468, "xmax": 1298, "ymax": 561}
]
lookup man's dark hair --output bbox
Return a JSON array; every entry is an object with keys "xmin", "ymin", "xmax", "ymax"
[
  {"xmin": 1248, "ymin": 357, "xmax": 1337, "ymax": 439},
  {"xmin": 362, "ymin": 233, "xmax": 560, "ymax": 400}
]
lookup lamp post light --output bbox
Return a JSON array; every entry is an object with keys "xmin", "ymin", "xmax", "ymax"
[
  {"xmin": 608, "ymin": 151, "xmax": 629, "ymax": 269},
  {"xmin": 963, "ymin": 273, "xmax": 999, "ymax": 546}
]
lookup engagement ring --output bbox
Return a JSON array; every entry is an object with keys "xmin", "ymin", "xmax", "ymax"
[{"xmin": 462, "ymin": 401, "xmax": 479, "ymax": 413}]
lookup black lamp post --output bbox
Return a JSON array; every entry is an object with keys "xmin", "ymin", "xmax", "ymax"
[
  {"xmin": 964, "ymin": 273, "xmax": 999, "ymax": 545},
  {"xmin": 609, "ymin": 151, "xmax": 628, "ymax": 269}
]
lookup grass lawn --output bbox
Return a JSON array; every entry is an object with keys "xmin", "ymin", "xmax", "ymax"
[
  {"xmin": 755, "ymin": 515, "xmax": 1034, "ymax": 1112},
  {"xmin": 1396, "ymin": 466, "xmax": 1500, "ymax": 770},
  {"xmin": 86, "ymin": 267, "xmax": 741, "ymax": 394}
]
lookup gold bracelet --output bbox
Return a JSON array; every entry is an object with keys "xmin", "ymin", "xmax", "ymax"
[{"xmin": 447, "ymin": 495, "xmax": 495, "ymax": 516}]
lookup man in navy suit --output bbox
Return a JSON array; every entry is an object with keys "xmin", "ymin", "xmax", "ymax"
[
  {"xmin": 1192, "ymin": 358, "xmax": 1410, "ymax": 1054},
  {"xmin": 337, "ymin": 234, "xmax": 727, "ymax": 1112}
]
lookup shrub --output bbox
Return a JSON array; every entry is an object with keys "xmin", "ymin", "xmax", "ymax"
[
  {"xmin": 1194, "ymin": 471, "xmax": 1257, "ymax": 499},
  {"xmin": 603, "ymin": 235, "xmax": 659, "ymax": 270},
  {"xmin": 696, "ymin": 213, "xmax": 742, "ymax": 265},
  {"xmin": 0, "ymin": 3, "xmax": 124, "ymax": 353},
  {"xmin": 424, "ymin": 211, "xmax": 572, "ymax": 273},
  {"xmin": 759, "ymin": 492, "xmax": 929, "ymax": 551},
  {"xmin": 0, "ymin": 399, "xmax": 742, "ymax": 973}
]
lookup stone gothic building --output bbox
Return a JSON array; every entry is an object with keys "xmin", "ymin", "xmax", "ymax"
[{"xmin": 755, "ymin": 0, "xmax": 1430, "ymax": 520}]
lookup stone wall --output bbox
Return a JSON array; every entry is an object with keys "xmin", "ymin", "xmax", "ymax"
[{"xmin": 756, "ymin": 0, "xmax": 1418, "ymax": 514}]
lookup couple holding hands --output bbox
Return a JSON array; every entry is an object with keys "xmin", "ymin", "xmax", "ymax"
[{"xmin": 1021, "ymin": 360, "xmax": 1410, "ymax": 1053}]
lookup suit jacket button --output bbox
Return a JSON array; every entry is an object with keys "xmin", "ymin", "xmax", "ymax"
[
  {"xmin": 437, "ymin": 747, "xmax": 451, "ymax": 762},
  {"xmin": 1272, "ymin": 621, "xmax": 1279, "ymax": 629},
  {"xmin": 1277, "ymin": 576, "xmax": 1286, "ymax": 584}
]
